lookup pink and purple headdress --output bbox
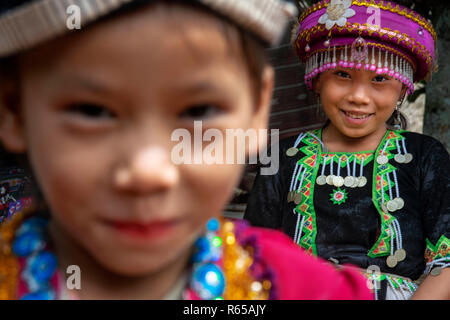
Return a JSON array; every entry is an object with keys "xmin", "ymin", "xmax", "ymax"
[{"xmin": 293, "ymin": 0, "xmax": 437, "ymax": 94}]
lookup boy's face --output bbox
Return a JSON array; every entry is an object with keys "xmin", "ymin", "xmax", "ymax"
[{"xmin": 0, "ymin": 5, "xmax": 272, "ymax": 276}]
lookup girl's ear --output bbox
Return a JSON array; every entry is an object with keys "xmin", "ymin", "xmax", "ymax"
[
  {"xmin": 248, "ymin": 65, "xmax": 274, "ymax": 156},
  {"xmin": 0, "ymin": 80, "xmax": 26, "ymax": 153}
]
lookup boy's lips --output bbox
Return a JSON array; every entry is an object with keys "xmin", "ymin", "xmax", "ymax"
[{"xmin": 103, "ymin": 218, "xmax": 181, "ymax": 241}]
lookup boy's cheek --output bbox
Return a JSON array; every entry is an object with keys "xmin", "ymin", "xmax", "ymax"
[{"xmin": 182, "ymin": 162, "xmax": 243, "ymax": 211}]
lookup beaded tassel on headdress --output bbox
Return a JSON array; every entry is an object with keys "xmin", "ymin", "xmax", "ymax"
[{"xmin": 303, "ymin": 44, "xmax": 415, "ymax": 94}]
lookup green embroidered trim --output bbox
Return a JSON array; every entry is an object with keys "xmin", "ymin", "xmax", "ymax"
[
  {"xmin": 368, "ymin": 129, "xmax": 407, "ymax": 258},
  {"xmin": 293, "ymin": 130, "xmax": 321, "ymax": 255},
  {"xmin": 322, "ymin": 149, "xmax": 375, "ymax": 154},
  {"xmin": 364, "ymin": 273, "xmax": 418, "ymax": 292},
  {"xmin": 424, "ymin": 235, "xmax": 450, "ymax": 263},
  {"xmin": 320, "ymin": 152, "xmax": 374, "ymax": 168},
  {"xmin": 330, "ymin": 188, "xmax": 348, "ymax": 205},
  {"xmin": 316, "ymin": 130, "xmax": 375, "ymax": 167}
]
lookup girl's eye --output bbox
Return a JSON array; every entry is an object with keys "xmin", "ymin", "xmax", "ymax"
[
  {"xmin": 65, "ymin": 103, "xmax": 116, "ymax": 119},
  {"xmin": 179, "ymin": 104, "xmax": 222, "ymax": 120},
  {"xmin": 373, "ymin": 75, "xmax": 389, "ymax": 83},
  {"xmin": 335, "ymin": 71, "xmax": 351, "ymax": 79}
]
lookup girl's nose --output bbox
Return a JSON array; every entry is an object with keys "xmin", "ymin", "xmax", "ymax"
[
  {"xmin": 114, "ymin": 146, "xmax": 179, "ymax": 194},
  {"xmin": 347, "ymin": 83, "xmax": 371, "ymax": 106}
]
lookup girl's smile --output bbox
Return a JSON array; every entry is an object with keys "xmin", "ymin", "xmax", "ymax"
[{"xmin": 340, "ymin": 109, "xmax": 375, "ymax": 125}]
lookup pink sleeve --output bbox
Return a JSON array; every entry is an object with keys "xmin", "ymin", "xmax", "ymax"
[{"xmin": 242, "ymin": 226, "xmax": 374, "ymax": 300}]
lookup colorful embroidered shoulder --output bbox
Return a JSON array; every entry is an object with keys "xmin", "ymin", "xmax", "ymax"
[{"xmin": 424, "ymin": 235, "xmax": 450, "ymax": 263}]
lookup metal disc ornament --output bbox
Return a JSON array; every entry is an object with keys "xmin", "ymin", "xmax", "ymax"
[
  {"xmin": 326, "ymin": 175, "xmax": 335, "ymax": 185},
  {"xmin": 394, "ymin": 197, "xmax": 404, "ymax": 210},
  {"xmin": 358, "ymin": 176, "xmax": 367, "ymax": 187},
  {"xmin": 431, "ymin": 267, "xmax": 443, "ymax": 276},
  {"xmin": 294, "ymin": 192, "xmax": 303, "ymax": 205},
  {"xmin": 394, "ymin": 154, "xmax": 405, "ymax": 163},
  {"xmin": 404, "ymin": 153, "xmax": 413, "ymax": 163},
  {"xmin": 287, "ymin": 191, "xmax": 293, "ymax": 203},
  {"xmin": 377, "ymin": 155, "xmax": 389, "ymax": 165},
  {"xmin": 381, "ymin": 202, "xmax": 389, "ymax": 213},
  {"xmin": 351, "ymin": 178, "xmax": 360, "ymax": 188},
  {"xmin": 316, "ymin": 175, "xmax": 327, "ymax": 185},
  {"xmin": 333, "ymin": 176, "xmax": 344, "ymax": 187},
  {"xmin": 344, "ymin": 176, "xmax": 354, "ymax": 187},
  {"xmin": 387, "ymin": 199, "xmax": 398, "ymax": 212},
  {"xmin": 386, "ymin": 255, "xmax": 398, "ymax": 268},
  {"xmin": 394, "ymin": 249, "xmax": 406, "ymax": 262},
  {"xmin": 286, "ymin": 147, "xmax": 298, "ymax": 157}
]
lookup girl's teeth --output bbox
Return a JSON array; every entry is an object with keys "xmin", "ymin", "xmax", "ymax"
[{"xmin": 344, "ymin": 111, "xmax": 369, "ymax": 119}]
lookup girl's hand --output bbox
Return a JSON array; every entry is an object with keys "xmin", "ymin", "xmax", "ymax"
[{"xmin": 410, "ymin": 267, "xmax": 450, "ymax": 300}]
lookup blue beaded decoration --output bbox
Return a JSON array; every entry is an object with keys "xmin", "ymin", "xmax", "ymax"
[
  {"xmin": 12, "ymin": 217, "xmax": 58, "ymax": 299},
  {"xmin": 192, "ymin": 263, "xmax": 225, "ymax": 300},
  {"xmin": 12, "ymin": 232, "xmax": 45, "ymax": 257},
  {"xmin": 190, "ymin": 218, "xmax": 225, "ymax": 300},
  {"xmin": 21, "ymin": 288, "xmax": 56, "ymax": 300}
]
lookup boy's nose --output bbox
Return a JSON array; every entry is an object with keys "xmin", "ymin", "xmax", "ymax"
[{"xmin": 114, "ymin": 146, "xmax": 179, "ymax": 194}]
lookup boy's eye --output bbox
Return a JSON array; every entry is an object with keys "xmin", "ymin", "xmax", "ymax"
[
  {"xmin": 65, "ymin": 103, "xmax": 116, "ymax": 119},
  {"xmin": 179, "ymin": 104, "xmax": 222, "ymax": 120},
  {"xmin": 335, "ymin": 71, "xmax": 351, "ymax": 79},
  {"xmin": 373, "ymin": 75, "xmax": 389, "ymax": 83}
]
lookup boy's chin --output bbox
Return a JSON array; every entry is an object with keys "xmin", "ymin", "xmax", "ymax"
[{"xmin": 93, "ymin": 246, "xmax": 190, "ymax": 278}]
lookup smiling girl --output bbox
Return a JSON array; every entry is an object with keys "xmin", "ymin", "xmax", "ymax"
[
  {"xmin": 245, "ymin": 0, "xmax": 450, "ymax": 300},
  {"xmin": 0, "ymin": 0, "xmax": 373, "ymax": 300}
]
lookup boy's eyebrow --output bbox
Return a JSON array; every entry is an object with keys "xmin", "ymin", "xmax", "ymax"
[
  {"xmin": 54, "ymin": 73, "xmax": 115, "ymax": 93},
  {"xmin": 56, "ymin": 74, "xmax": 223, "ymax": 94},
  {"xmin": 181, "ymin": 81, "xmax": 222, "ymax": 95}
]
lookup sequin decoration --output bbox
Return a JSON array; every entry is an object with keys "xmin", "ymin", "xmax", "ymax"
[
  {"xmin": 0, "ymin": 209, "xmax": 31, "ymax": 300},
  {"xmin": 222, "ymin": 220, "xmax": 272, "ymax": 300}
]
